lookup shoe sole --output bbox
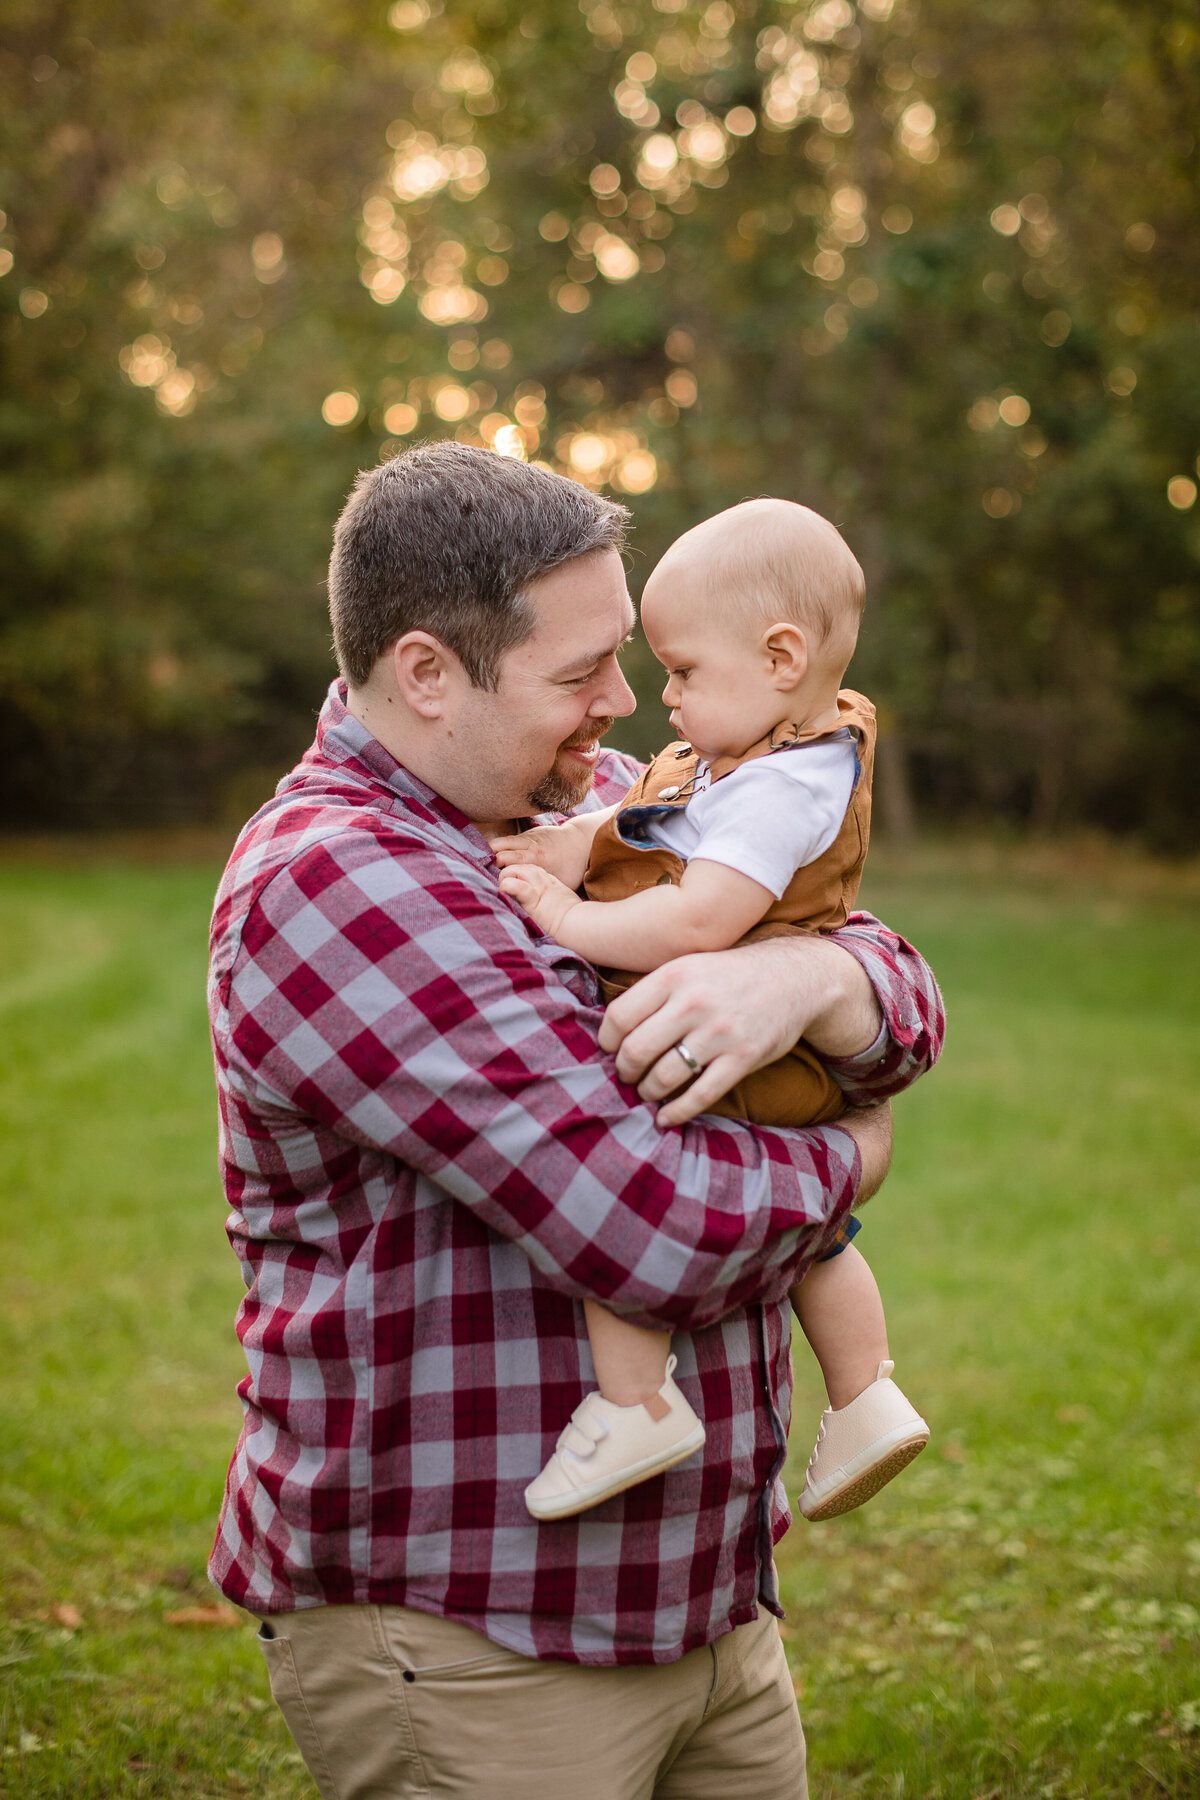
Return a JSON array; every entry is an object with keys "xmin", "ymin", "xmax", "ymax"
[
  {"xmin": 525, "ymin": 1424, "xmax": 708, "ymax": 1522},
  {"xmin": 799, "ymin": 1426, "xmax": 930, "ymax": 1523}
]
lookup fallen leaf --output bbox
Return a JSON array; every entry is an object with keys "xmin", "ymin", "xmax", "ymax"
[
  {"xmin": 163, "ymin": 1604, "xmax": 241, "ymax": 1628},
  {"xmin": 53, "ymin": 1603, "xmax": 83, "ymax": 1630}
]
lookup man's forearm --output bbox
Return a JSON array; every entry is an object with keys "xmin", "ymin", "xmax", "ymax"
[
  {"xmin": 599, "ymin": 911, "xmax": 943, "ymax": 1125},
  {"xmin": 750, "ymin": 934, "xmax": 883, "ymax": 1060}
]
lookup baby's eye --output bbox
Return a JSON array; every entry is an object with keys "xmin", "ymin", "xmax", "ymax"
[{"xmin": 673, "ymin": 667, "xmax": 691, "ymax": 681}]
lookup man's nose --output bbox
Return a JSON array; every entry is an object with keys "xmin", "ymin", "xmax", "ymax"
[{"xmin": 594, "ymin": 659, "xmax": 637, "ymax": 719}]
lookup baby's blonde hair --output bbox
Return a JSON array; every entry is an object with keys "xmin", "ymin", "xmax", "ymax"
[{"xmin": 659, "ymin": 497, "xmax": 865, "ymax": 664}]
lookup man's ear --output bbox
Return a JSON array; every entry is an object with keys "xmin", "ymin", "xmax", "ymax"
[
  {"xmin": 392, "ymin": 631, "xmax": 457, "ymax": 718},
  {"xmin": 762, "ymin": 621, "xmax": 808, "ymax": 690}
]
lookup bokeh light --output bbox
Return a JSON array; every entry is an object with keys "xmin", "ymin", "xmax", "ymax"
[
  {"xmin": 998, "ymin": 395, "xmax": 1031, "ymax": 426},
  {"xmin": 554, "ymin": 282, "xmax": 591, "ymax": 313},
  {"xmin": 388, "ymin": 0, "xmax": 429, "ymax": 27},
  {"xmin": 322, "ymin": 390, "xmax": 360, "ymax": 427},
  {"xmin": 432, "ymin": 384, "xmax": 472, "ymax": 422},
  {"xmin": 567, "ymin": 434, "xmax": 609, "ymax": 474},
  {"xmin": 492, "ymin": 425, "xmax": 526, "ymax": 460},
  {"xmin": 615, "ymin": 451, "xmax": 657, "ymax": 493}
]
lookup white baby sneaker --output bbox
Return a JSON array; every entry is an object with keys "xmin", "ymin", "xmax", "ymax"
[
  {"xmin": 798, "ymin": 1360, "xmax": 929, "ymax": 1522},
  {"xmin": 525, "ymin": 1355, "xmax": 706, "ymax": 1522}
]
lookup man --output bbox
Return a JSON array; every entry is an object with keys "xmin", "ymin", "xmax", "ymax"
[{"xmin": 208, "ymin": 443, "xmax": 943, "ymax": 1799}]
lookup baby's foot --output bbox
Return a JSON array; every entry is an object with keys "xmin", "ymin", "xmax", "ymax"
[
  {"xmin": 525, "ymin": 1355, "xmax": 706, "ymax": 1522},
  {"xmin": 798, "ymin": 1360, "xmax": 929, "ymax": 1522}
]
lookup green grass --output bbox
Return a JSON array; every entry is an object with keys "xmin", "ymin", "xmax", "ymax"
[
  {"xmin": 781, "ymin": 846, "xmax": 1200, "ymax": 1800},
  {"xmin": 1, "ymin": 842, "xmax": 1198, "ymax": 1798}
]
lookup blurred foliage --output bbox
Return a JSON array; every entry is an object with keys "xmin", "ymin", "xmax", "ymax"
[{"xmin": 1, "ymin": 0, "xmax": 1199, "ymax": 841}]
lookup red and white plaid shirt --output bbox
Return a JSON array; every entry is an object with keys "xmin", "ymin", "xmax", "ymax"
[{"xmin": 208, "ymin": 681, "xmax": 944, "ymax": 1665}]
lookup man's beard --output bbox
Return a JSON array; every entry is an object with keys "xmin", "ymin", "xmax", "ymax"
[{"xmin": 526, "ymin": 718, "xmax": 615, "ymax": 815}]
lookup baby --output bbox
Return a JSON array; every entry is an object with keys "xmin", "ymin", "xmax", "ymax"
[{"xmin": 494, "ymin": 498, "xmax": 929, "ymax": 1525}]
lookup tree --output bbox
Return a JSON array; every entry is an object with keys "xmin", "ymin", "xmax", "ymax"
[{"xmin": 2, "ymin": 0, "xmax": 1198, "ymax": 843}]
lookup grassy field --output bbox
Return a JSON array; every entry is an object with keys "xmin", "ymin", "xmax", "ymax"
[{"xmin": 1, "ymin": 839, "xmax": 1197, "ymax": 1798}]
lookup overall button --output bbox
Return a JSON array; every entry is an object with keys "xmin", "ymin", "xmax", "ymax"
[
  {"xmin": 655, "ymin": 873, "xmax": 675, "ymax": 886},
  {"xmin": 659, "ymin": 784, "xmax": 681, "ymax": 800}
]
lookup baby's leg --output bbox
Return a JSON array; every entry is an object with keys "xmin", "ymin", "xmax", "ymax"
[
  {"xmin": 523, "ymin": 1303, "xmax": 705, "ymax": 1522},
  {"xmin": 790, "ymin": 1243, "xmax": 888, "ymax": 1410},
  {"xmin": 583, "ymin": 1300, "xmax": 672, "ymax": 1412},
  {"xmin": 790, "ymin": 1243, "xmax": 929, "ymax": 1522}
]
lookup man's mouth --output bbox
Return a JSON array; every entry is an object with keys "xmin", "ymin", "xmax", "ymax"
[{"xmin": 557, "ymin": 719, "xmax": 614, "ymax": 766}]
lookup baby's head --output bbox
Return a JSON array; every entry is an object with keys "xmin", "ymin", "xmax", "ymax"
[{"xmin": 640, "ymin": 498, "xmax": 865, "ymax": 759}]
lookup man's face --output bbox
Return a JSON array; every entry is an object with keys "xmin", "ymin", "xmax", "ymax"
[{"xmin": 449, "ymin": 549, "xmax": 637, "ymax": 827}]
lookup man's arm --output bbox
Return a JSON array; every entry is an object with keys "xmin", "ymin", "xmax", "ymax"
[
  {"xmin": 217, "ymin": 827, "xmax": 882, "ymax": 1336},
  {"xmin": 599, "ymin": 915, "xmax": 943, "ymax": 1127}
]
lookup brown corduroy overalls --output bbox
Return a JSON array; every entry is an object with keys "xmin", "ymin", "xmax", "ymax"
[{"xmin": 585, "ymin": 689, "xmax": 876, "ymax": 1128}]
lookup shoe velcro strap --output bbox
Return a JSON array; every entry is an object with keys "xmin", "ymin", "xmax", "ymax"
[{"xmin": 555, "ymin": 1398, "xmax": 610, "ymax": 1459}]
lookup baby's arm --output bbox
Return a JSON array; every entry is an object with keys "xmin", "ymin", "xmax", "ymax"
[
  {"xmin": 490, "ymin": 805, "xmax": 616, "ymax": 892},
  {"xmin": 498, "ymin": 856, "xmax": 774, "ymax": 972}
]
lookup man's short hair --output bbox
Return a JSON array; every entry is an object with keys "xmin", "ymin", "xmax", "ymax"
[{"xmin": 329, "ymin": 442, "xmax": 630, "ymax": 690}]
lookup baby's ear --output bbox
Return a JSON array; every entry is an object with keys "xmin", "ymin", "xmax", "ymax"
[{"xmin": 762, "ymin": 620, "xmax": 808, "ymax": 686}]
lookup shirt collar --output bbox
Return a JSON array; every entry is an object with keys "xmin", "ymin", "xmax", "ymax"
[{"xmin": 293, "ymin": 679, "xmax": 499, "ymax": 866}]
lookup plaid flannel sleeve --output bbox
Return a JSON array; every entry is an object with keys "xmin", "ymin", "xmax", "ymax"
[
  {"xmin": 221, "ymin": 824, "xmax": 886, "ymax": 1332},
  {"xmin": 822, "ymin": 909, "xmax": 945, "ymax": 1105}
]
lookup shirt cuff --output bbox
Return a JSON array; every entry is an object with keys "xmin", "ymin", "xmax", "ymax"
[{"xmin": 822, "ymin": 1017, "xmax": 890, "ymax": 1082}]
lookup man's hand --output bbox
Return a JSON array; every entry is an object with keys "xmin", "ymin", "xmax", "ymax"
[
  {"xmin": 498, "ymin": 863, "xmax": 583, "ymax": 939},
  {"xmin": 598, "ymin": 935, "xmax": 883, "ymax": 1127},
  {"xmin": 836, "ymin": 1102, "xmax": 893, "ymax": 1203}
]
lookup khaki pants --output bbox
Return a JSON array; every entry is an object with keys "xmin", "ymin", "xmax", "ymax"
[{"xmin": 256, "ymin": 1602, "xmax": 808, "ymax": 1800}]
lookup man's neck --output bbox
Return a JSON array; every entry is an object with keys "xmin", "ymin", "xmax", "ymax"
[
  {"xmin": 469, "ymin": 815, "xmax": 518, "ymax": 844},
  {"xmin": 345, "ymin": 683, "xmax": 409, "ymax": 764},
  {"xmin": 346, "ymin": 686, "xmax": 518, "ymax": 845}
]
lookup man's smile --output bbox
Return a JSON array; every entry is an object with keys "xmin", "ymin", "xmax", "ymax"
[
  {"xmin": 557, "ymin": 717, "xmax": 615, "ymax": 767},
  {"xmin": 560, "ymin": 741, "xmax": 600, "ymax": 767}
]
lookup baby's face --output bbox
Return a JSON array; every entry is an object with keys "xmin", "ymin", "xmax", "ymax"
[{"xmin": 640, "ymin": 574, "xmax": 792, "ymax": 761}]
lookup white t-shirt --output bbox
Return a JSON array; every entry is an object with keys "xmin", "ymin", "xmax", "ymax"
[{"xmin": 630, "ymin": 732, "xmax": 858, "ymax": 900}]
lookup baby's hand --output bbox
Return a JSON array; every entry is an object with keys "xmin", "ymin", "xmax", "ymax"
[
  {"xmin": 498, "ymin": 863, "xmax": 582, "ymax": 939},
  {"xmin": 491, "ymin": 820, "xmax": 591, "ymax": 890}
]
